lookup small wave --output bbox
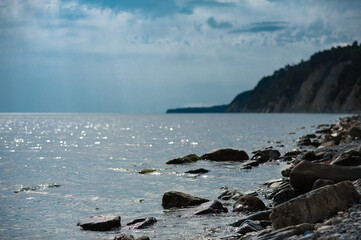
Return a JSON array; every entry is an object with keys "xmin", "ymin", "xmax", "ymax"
[{"xmin": 14, "ymin": 183, "xmax": 62, "ymax": 193}]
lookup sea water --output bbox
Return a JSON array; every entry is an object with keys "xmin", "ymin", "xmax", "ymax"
[{"xmin": 0, "ymin": 113, "xmax": 346, "ymax": 239}]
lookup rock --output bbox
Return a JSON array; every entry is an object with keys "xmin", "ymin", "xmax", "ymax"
[
  {"xmin": 162, "ymin": 191, "xmax": 209, "ymax": 209},
  {"xmin": 270, "ymin": 181, "xmax": 361, "ymax": 229},
  {"xmin": 272, "ymin": 188, "xmax": 297, "ymax": 206},
  {"xmin": 126, "ymin": 217, "xmax": 157, "ymax": 229},
  {"xmin": 281, "ymin": 168, "xmax": 292, "ymax": 177},
  {"xmin": 242, "ymin": 160, "xmax": 259, "ymax": 168},
  {"xmin": 331, "ymin": 150, "xmax": 361, "ymax": 166},
  {"xmin": 185, "ymin": 168, "xmax": 209, "ymax": 174},
  {"xmin": 218, "ymin": 189, "xmax": 242, "ymax": 201},
  {"xmin": 349, "ymin": 126, "xmax": 361, "ymax": 138},
  {"xmin": 289, "ymin": 161, "xmax": 361, "ymax": 193},
  {"xmin": 237, "ymin": 220, "xmax": 263, "ymax": 234},
  {"xmin": 114, "ymin": 233, "xmax": 135, "ymax": 240},
  {"xmin": 283, "ymin": 150, "xmax": 302, "ymax": 158},
  {"xmin": 230, "ymin": 210, "xmax": 271, "ymax": 227},
  {"xmin": 311, "ymin": 179, "xmax": 335, "ymax": 190},
  {"xmin": 183, "ymin": 200, "xmax": 228, "ymax": 217},
  {"xmin": 233, "ymin": 195, "xmax": 266, "ymax": 213},
  {"xmin": 302, "ymin": 151, "xmax": 319, "ymax": 161},
  {"xmin": 77, "ymin": 214, "xmax": 121, "ymax": 231},
  {"xmin": 136, "ymin": 237, "xmax": 150, "ymax": 240},
  {"xmin": 166, "ymin": 154, "xmax": 201, "ymax": 164},
  {"xmin": 298, "ymin": 136, "xmax": 320, "ymax": 147},
  {"xmin": 256, "ymin": 223, "xmax": 314, "ymax": 240},
  {"xmin": 139, "ymin": 169, "xmax": 156, "ymax": 174},
  {"xmin": 201, "ymin": 148, "xmax": 249, "ymax": 162}
]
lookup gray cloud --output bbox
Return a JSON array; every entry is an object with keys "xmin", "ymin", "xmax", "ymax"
[
  {"xmin": 231, "ymin": 21, "xmax": 287, "ymax": 34},
  {"xmin": 207, "ymin": 17, "xmax": 232, "ymax": 29}
]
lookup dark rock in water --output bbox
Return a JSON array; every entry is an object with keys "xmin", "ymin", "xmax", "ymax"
[
  {"xmin": 114, "ymin": 233, "xmax": 135, "ymax": 240},
  {"xmin": 251, "ymin": 149, "xmax": 281, "ymax": 164},
  {"xmin": 349, "ymin": 126, "xmax": 361, "ymax": 138},
  {"xmin": 236, "ymin": 220, "xmax": 263, "ymax": 234},
  {"xmin": 281, "ymin": 168, "xmax": 292, "ymax": 177},
  {"xmin": 283, "ymin": 150, "xmax": 302, "ymax": 158},
  {"xmin": 77, "ymin": 214, "xmax": 121, "ymax": 231},
  {"xmin": 126, "ymin": 217, "xmax": 157, "ymax": 229},
  {"xmin": 183, "ymin": 200, "xmax": 228, "ymax": 217},
  {"xmin": 316, "ymin": 127, "xmax": 333, "ymax": 134},
  {"xmin": 270, "ymin": 181, "xmax": 361, "ymax": 229},
  {"xmin": 166, "ymin": 154, "xmax": 201, "ymax": 164},
  {"xmin": 185, "ymin": 168, "xmax": 209, "ymax": 174},
  {"xmin": 312, "ymin": 179, "xmax": 335, "ymax": 190},
  {"xmin": 256, "ymin": 223, "xmax": 315, "ymax": 240},
  {"xmin": 218, "ymin": 189, "xmax": 242, "ymax": 201},
  {"xmin": 302, "ymin": 151, "xmax": 319, "ymax": 161},
  {"xmin": 14, "ymin": 183, "xmax": 61, "ymax": 193},
  {"xmin": 272, "ymin": 188, "xmax": 297, "ymax": 206},
  {"xmin": 297, "ymin": 136, "xmax": 320, "ymax": 147},
  {"xmin": 289, "ymin": 161, "xmax": 361, "ymax": 193},
  {"xmin": 233, "ymin": 195, "xmax": 266, "ymax": 213},
  {"xmin": 136, "ymin": 237, "xmax": 150, "ymax": 240},
  {"xmin": 201, "ymin": 148, "xmax": 249, "ymax": 162},
  {"xmin": 162, "ymin": 191, "xmax": 209, "ymax": 209},
  {"xmin": 242, "ymin": 160, "xmax": 259, "ymax": 168},
  {"xmin": 139, "ymin": 169, "xmax": 156, "ymax": 174},
  {"xmin": 331, "ymin": 150, "xmax": 361, "ymax": 166},
  {"xmin": 230, "ymin": 210, "xmax": 271, "ymax": 227}
]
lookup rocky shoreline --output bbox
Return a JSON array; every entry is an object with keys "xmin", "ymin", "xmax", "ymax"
[{"xmin": 77, "ymin": 115, "xmax": 361, "ymax": 240}]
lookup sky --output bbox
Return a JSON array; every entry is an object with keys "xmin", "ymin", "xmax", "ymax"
[{"xmin": 0, "ymin": 0, "xmax": 360, "ymax": 113}]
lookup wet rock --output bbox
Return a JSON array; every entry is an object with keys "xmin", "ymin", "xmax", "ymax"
[
  {"xmin": 349, "ymin": 126, "xmax": 361, "ymax": 138},
  {"xmin": 242, "ymin": 160, "xmax": 259, "ymax": 168},
  {"xmin": 13, "ymin": 183, "xmax": 61, "ymax": 193},
  {"xmin": 185, "ymin": 168, "xmax": 209, "ymax": 174},
  {"xmin": 281, "ymin": 167, "xmax": 292, "ymax": 177},
  {"xmin": 331, "ymin": 150, "xmax": 361, "ymax": 166},
  {"xmin": 237, "ymin": 220, "xmax": 263, "ymax": 234},
  {"xmin": 218, "ymin": 189, "xmax": 242, "ymax": 201},
  {"xmin": 183, "ymin": 200, "xmax": 227, "ymax": 217},
  {"xmin": 126, "ymin": 217, "xmax": 157, "ymax": 229},
  {"xmin": 230, "ymin": 210, "xmax": 271, "ymax": 227},
  {"xmin": 114, "ymin": 233, "xmax": 135, "ymax": 240},
  {"xmin": 298, "ymin": 136, "xmax": 320, "ymax": 147},
  {"xmin": 272, "ymin": 188, "xmax": 297, "ymax": 206},
  {"xmin": 201, "ymin": 148, "xmax": 249, "ymax": 162},
  {"xmin": 162, "ymin": 191, "xmax": 209, "ymax": 209},
  {"xmin": 251, "ymin": 149, "xmax": 281, "ymax": 163},
  {"xmin": 316, "ymin": 127, "xmax": 333, "ymax": 134},
  {"xmin": 233, "ymin": 195, "xmax": 266, "ymax": 213},
  {"xmin": 256, "ymin": 223, "xmax": 315, "ymax": 240},
  {"xmin": 166, "ymin": 154, "xmax": 201, "ymax": 164},
  {"xmin": 289, "ymin": 161, "xmax": 361, "ymax": 193},
  {"xmin": 270, "ymin": 181, "xmax": 361, "ymax": 229},
  {"xmin": 311, "ymin": 179, "xmax": 335, "ymax": 190},
  {"xmin": 77, "ymin": 214, "xmax": 121, "ymax": 231},
  {"xmin": 139, "ymin": 169, "xmax": 156, "ymax": 174},
  {"xmin": 284, "ymin": 150, "xmax": 302, "ymax": 158}
]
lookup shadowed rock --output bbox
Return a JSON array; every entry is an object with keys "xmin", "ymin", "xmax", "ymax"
[
  {"xmin": 166, "ymin": 154, "xmax": 201, "ymax": 164},
  {"xmin": 349, "ymin": 126, "xmax": 361, "ymax": 138},
  {"xmin": 312, "ymin": 179, "xmax": 335, "ymax": 190},
  {"xmin": 270, "ymin": 181, "xmax": 361, "ymax": 229},
  {"xmin": 230, "ymin": 210, "xmax": 271, "ymax": 227},
  {"xmin": 290, "ymin": 161, "xmax": 361, "ymax": 193},
  {"xmin": 183, "ymin": 200, "xmax": 228, "ymax": 217},
  {"xmin": 162, "ymin": 191, "xmax": 209, "ymax": 209},
  {"xmin": 77, "ymin": 214, "xmax": 121, "ymax": 231},
  {"xmin": 331, "ymin": 150, "xmax": 361, "ymax": 166},
  {"xmin": 233, "ymin": 195, "xmax": 266, "ymax": 213},
  {"xmin": 256, "ymin": 223, "xmax": 315, "ymax": 240},
  {"xmin": 185, "ymin": 168, "xmax": 209, "ymax": 174},
  {"xmin": 201, "ymin": 148, "xmax": 249, "ymax": 162}
]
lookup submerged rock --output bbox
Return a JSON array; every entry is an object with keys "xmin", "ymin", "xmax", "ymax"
[
  {"xmin": 290, "ymin": 161, "xmax": 361, "ymax": 193},
  {"xmin": 166, "ymin": 154, "xmax": 201, "ymax": 164},
  {"xmin": 139, "ymin": 169, "xmax": 156, "ymax": 174},
  {"xmin": 77, "ymin": 214, "xmax": 121, "ymax": 231},
  {"xmin": 185, "ymin": 168, "xmax": 209, "ymax": 174},
  {"xmin": 126, "ymin": 217, "xmax": 157, "ymax": 229},
  {"xmin": 201, "ymin": 148, "xmax": 249, "ymax": 162},
  {"xmin": 233, "ymin": 195, "xmax": 266, "ymax": 213},
  {"xmin": 270, "ymin": 181, "xmax": 361, "ymax": 229},
  {"xmin": 162, "ymin": 191, "xmax": 209, "ymax": 209},
  {"xmin": 14, "ymin": 183, "xmax": 61, "ymax": 193}
]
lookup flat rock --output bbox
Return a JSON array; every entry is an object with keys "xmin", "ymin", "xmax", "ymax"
[
  {"xmin": 290, "ymin": 161, "xmax": 361, "ymax": 193},
  {"xmin": 77, "ymin": 214, "xmax": 121, "ymax": 231},
  {"xmin": 166, "ymin": 154, "xmax": 201, "ymax": 164},
  {"xmin": 126, "ymin": 217, "xmax": 157, "ymax": 229},
  {"xmin": 162, "ymin": 191, "xmax": 209, "ymax": 209},
  {"xmin": 270, "ymin": 181, "xmax": 361, "ymax": 229},
  {"xmin": 201, "ymin": 148, "xmax": 249, "ymax": 162},
  {"xmin": 183, "ymin": 200, "xmax": 228, "ymax": 217},
  {"xmin": 185, "ymin": 168, "xmax": 209, "ymax": 174}
]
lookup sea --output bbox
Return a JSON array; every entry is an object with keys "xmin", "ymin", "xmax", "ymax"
[{"xmin": 0, "ymin": 113, "xmax": 347, "ymax": 239}]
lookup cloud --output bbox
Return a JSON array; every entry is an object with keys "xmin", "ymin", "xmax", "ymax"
[
  {"xmin": 231, "ymin": 21, "xmax": 286, "ymax": 34},
  {"xmin": 207, "ymin": 16, "xmax": 232, "ymax": 29}
]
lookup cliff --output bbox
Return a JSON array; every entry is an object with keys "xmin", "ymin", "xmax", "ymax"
[{"xmin": 167, "ymin": 42, "xmax": 361, "ymax": 113}]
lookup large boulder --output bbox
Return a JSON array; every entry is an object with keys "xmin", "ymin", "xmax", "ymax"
[
  {"xmin": 183, "ymin": 200, "xmax": 228, "ymax": 217},
  {"xmin": 162, "ymin": 191, "xmax": 209, "ymax": 209},
  {"xmin": 201, "ymin": 148, "xmax": 249, "ymax": 162},
  {"xmin": 349, "ymin": 126, "xmax": 361, "ymax": 138},
  {"xmin": 166, "ymin": 154, "xmax": 201, "ymax": 164},
  {"xmin": 270, "ymin": 181, "xmax": 361, "ymax": 229},
  {"xmin": 233, "ymin": 195, "xmax": 266, "ymax": 213},
  {"xmin": 290, "ymin": 161, "xmax": 361, "ymax": 193},
  {"xmin": 331, "ymin": 150, "xmax": 361, "ymax": 166},
  {"xmin": 77, "ymin": 214, "xmax": 121, "ymax": 231}
]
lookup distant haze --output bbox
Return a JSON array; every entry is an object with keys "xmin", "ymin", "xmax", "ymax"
[{"xmin": 1, "ymin": 0, "xmax": 360, "ymax": 113}]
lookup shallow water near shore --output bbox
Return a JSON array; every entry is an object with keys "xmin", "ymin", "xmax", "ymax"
[{"xmin": 0, "ymin": 113, "xmax": 348, "ymax": 239}]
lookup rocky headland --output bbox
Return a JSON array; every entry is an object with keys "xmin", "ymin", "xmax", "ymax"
[{"xmin": 77, "ymin": 115, "xmax": 361, "ymax": 239}]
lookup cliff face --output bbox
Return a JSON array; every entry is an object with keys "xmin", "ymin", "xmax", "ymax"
[{"xmin": 227, "ymin": 42, "xmax": 361, "ymax": 113}]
